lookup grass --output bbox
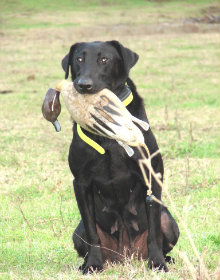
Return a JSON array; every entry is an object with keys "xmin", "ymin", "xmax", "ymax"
[{"xmin": 0, "ymin": 0, "xmax": 220, "ymax": 279}]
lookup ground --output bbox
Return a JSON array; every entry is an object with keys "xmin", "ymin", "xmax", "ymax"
[{"xmin": 0, "ymin": 0, "xmax": 219, "ymax": 279}]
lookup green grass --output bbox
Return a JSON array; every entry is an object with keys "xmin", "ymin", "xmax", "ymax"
[
  {"xmin": 0, "ymin": 0, "xmax": 220, "ymax": 279},
  {"xmin": 0, "ymin": 0, "xmax": 219, "ymax": 29},
  {"xmin": 1, "ymin": 0, "xmax": 217, "ymax": 12}
]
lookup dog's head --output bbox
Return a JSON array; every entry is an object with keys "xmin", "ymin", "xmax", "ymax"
[{"xmin": 61, "ymin": 41, "xmax": 138, "ymax": 95}]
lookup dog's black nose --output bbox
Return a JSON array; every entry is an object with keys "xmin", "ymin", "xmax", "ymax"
[{"xmin": 78, "ymin": 78, "xmax": 93, "ymax": 92}]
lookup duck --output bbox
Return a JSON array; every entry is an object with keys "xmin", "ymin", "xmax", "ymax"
[
  {"xmin": 42, "ymin": 80, "xmax": 149, "ymax": 156},
  {"xmin": 56, "ymin": 80, "xmax": 149, "ymax": 156}
]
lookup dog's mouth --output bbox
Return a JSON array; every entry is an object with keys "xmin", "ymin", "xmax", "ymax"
[
  {"xmin": 74, "ymin": 85, "xmax": 102, "ymax": 95},
  {"xmin": 73, "ymin": 79, "xmax": 105, "ymax": 95},
  {"xmin": 72, "ymin": 80, "xmax": 131, "ymax": 102}
]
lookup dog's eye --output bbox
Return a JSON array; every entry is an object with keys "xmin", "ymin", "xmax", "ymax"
[
  {"xmin": 99, "ymin": 57, "xmax": 108, "ymax": 64},
  {"xmin": 77, "ymin": 57, "xmax": 84, "ymax": 63}
]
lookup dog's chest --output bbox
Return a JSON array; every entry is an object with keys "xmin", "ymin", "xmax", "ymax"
[{"xmin": 92, "ymin": 147, "xmax": 140, "ymax": 206}]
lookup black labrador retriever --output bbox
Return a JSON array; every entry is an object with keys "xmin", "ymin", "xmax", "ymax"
[{"xmin": 61, "ymin": 40, "xmax": 179, "ymax": 274}]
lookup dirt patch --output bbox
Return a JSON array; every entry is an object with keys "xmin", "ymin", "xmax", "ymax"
[
  {"xmin": 184, "ymin": 5, "xmax": 220, "ymax": 24},
  {"xmin": 184, "ymin": 15, "xmax": 220, "ymax": 24},
  {"xmin": 0, "ymin": 90, "xmax": 13, "ymax": 94},
  {"xmin": 202, "ymin": 5, "xmax": 220, "ymax": 15}
]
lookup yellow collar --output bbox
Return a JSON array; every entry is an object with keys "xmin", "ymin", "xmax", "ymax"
[{"xmin": 77, "ymin": 92, "xmax": 133, "ymax": 154}]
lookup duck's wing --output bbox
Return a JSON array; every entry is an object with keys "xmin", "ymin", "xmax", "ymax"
[{"xmin": 93, "ymin": 89, "xmax": 145, "ymax": 147}]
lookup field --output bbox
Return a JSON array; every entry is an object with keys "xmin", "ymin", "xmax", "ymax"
[{"xmin": 0, "ymin": 0, "xmax": 220, "ymax": 279}]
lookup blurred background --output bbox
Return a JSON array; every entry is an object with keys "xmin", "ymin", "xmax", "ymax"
[{"xmin": 0, "ymin": 0, "xmax": 219, "ymax": 279}]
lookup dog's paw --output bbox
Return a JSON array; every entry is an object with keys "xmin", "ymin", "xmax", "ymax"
[
  {"xmin": 148, "ymin": 257, "xmax": 168, "ymax": 272},
  {"xmin": 82, "ymin": 264, "xmax": 103, "ymax": 274},
  {"xmin": 82, "ymin": 247, "xmax": 103, "ymax": 274}
]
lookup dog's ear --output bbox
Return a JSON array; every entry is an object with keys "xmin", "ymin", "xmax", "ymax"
[
  {"xmin": 61, "ymin": 43, "xmax": 81, "ymax": 79},
  {"xmin": 107, "ymin": 40, "xmax": 139, "ymax": 75},
  {"xmin": 61, "ymin": 53, "xmax": 70, "ymax": 78}
]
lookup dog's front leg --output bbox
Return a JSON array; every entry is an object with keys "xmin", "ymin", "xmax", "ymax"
[{"xmin": 73, "ymin": 179, "xmax": 103, "ymax": 274}]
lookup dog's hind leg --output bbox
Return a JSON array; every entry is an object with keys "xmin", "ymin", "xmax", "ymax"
[
  {"xmin": 72, "ymin": 220, "xmax": 89, "ymax": 270},
  {"xmin": 146, "ymin": 196, "xmax": 168, "ymax": 271},
  {"xmin": 161, "ymin": 206, "xmax": 180, "ymax": 257}
]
